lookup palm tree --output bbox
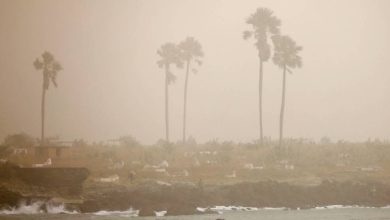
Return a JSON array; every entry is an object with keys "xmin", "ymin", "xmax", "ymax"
[
  {"xmin": 178, "ymin": 37, "xmax": 203, "ymax": 143},
  {"xmin": 271, "ymin": 35, "xmax": 302, "ymax": 150},
  {"xmin": 157, "ymin": 43, "xmax": 183, "ymax": 143},
  {"xmin": 33, "ymin": 51, "xmax": 62, "ymax": 146},
  {"xmin": 243, "ymin": 8, "xmax": 281, "ymax": 146}
]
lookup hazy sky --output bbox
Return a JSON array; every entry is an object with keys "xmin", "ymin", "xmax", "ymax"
[{"xmin": 1, "ymin": 0, "xmax": 389, "ymax": 144}]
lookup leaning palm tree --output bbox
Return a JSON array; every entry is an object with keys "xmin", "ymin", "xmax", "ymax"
[
  {"xmin": 33, "ymin": 51, "xmax": 62, "ymax": 146},
  {"xmin": 271, "ymin": 35, "xmax": 302, "ymax": 150},
  {"xmin": 157, "ymin": 43, "xmax": 183, "ymax": 143},
  {"xmin": 243, "ymin": 8, "xmax": 281, "ymax": 146},
  {"xmin": 178, "ymin": 37, "xmax": 204, "ymax": 143}
]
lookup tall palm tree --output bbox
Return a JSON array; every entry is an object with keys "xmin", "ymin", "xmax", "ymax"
[
  {"xmin": 243, "ymin": 8, "xmax": 281, "ymax": 146},
  {"xmin": 178, "ymin": 37, "xmax": 203, "ymax": 143},
  {"xmin": 157, "ymin": 43, "xmax": 183, "ymax": 143},
  {"xmin": 271, "ymin": 35, "xmax": 302, "ymax": 150},
  {"xmin": 33, "ymin": 51, "xmax": 62, "ymax": 146}
]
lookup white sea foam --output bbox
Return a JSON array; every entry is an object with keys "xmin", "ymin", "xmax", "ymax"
[
  {"xmin": 93, "ymin": 207, "xmax": 139, "ymax": 217},
  {"xmin": 46, "ymin": 203, "xmax": 77, "ymax": 214},
  {"xmin": 261, "ymin": 207, "xmax": 286, "ymax": 210},
  {"xmin": 204, "ymin": 205, "xmax": 390, "ymax": 213},
  {"xmin": 196, "ymin": 207, "xmax": 208, "ymax": 212},
  {"xmin": 154, "ymin": 210, "xmax": 167, "ymax": 217},
  {"xmin": 0, "ymin": 200, "xmax": 77, "ymax": 215},
  {"xmin": 208, "ymin": 205, "xmax": 279, "ymax": 212},
  {"xmin": 313, "ymin": 205, "xmax": 380, "ymax": 210},
  {"xmin": 315, "ymin": 205, "xmax": 352, "ymax": 209}
]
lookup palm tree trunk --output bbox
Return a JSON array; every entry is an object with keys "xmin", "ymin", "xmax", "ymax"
[
  {"xmin": 41, "ymin": 82, "xmax": 46, "ymax": 146},
  {"xmin": 182, "ymin": 60, "xmax": 190, "ymax": 143},
  {"xmin": 279, "ymin": 65, "xmax": 287, "ymax": 150},
  {"xmin": 165, "ymin": 65, "xmax": 170, "ymax": 143},
  {"xmin": 258, "ymin": 59, "xmax": 264, "ymax": 146}
]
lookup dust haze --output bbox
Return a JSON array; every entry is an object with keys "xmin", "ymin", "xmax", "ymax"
[
  {"xmin": 1, "ymin": 0, "xmax": 389, "ymax": 144},
  {"xmin": 2, "ymin": 0, "xmax": 390, "ymax": 217}
]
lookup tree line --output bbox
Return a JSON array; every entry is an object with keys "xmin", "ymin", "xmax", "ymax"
[{"xmin": 33, "ymin": 7, "xmax": 302, "ymax": 150}]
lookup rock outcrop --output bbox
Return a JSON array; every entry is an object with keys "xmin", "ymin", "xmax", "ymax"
[{"xmin": 79, "ymin": 180, "xmax": 390, "ymax": 216}]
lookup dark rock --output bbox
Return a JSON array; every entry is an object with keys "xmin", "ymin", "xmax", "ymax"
[
  {"xmin": 16, "ymin": 167, "xmax": 89, "ymax": 195},
  {"xmin": 0, "ymin": 186, "xmax": 24, "ymax": 208},
  {"xmin": 78, "ymin": 180, "xmax": 390, "ymax": 216}
]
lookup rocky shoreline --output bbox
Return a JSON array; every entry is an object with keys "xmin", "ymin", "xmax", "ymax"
[
  {"xmin": 1, "ymin": 180, "xmax": 390, "ymax": 216},
  {"xmin": 1, "ymin": 162, "xmax": 390, "ymax": 216},
  {"xmin": 78, "ymin": 180, "xmax": 390, "ymax": 216}
]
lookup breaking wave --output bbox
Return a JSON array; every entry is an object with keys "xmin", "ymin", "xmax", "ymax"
[
  {"xmin": 197, "ymin": 205, "xmax": 286, "ymax": 213},
  {"xmin": 314, "ymin": 205, "xmax": 390, "ymax": 210},
  {"xmin": 198, "ymin": 205, "xmax": 390, "ymax": 214},
  {"xmin": 0, "ymin": 200, "xmax": 77, "ymax": 215}
]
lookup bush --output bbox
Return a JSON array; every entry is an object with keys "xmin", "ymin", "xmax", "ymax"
[{"xmin": 2, "ymin": 133, "xmax": 35, "ymax": 148}]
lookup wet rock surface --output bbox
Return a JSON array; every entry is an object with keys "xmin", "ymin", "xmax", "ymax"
[
  {"xmin": 79, "ymin": 180, "xmax": 390, "ymax": 216},
  {"xmin": 16, "ymin": 167, "xmax": 89, "ymax": 195},
  {"xmin": 0, "ymin": 162, "xmax": 88, "ymax": 209},
  {"xmin": 0, "ymin": 187, "xmax": 24, "ymax": 208}
]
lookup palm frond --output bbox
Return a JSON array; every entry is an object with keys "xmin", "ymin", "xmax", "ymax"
[
  {"xmin": 157, "ymin": 60, "xmax": 165, "ymax": 68},
  {"xmin": 195, "ymin": 59, "xmax": 203, "ymax": 66},
  {"xmin": 53, "ymin": 61, "xmax": 62, "ymax": 71},
  {"xmin": 256, "ymin": 41, "xmax": 271, "ymax": 61},
  {"xmin": 157, "ymin": 42, "xmax": 184, "ymax": 69},
  {"xmin": 175, "ymin": 61, "xmax": 184, "ymax": 69},
  {"xmin": 51, "ymin": 75, "xmax": 58, "ymax": 87},
  {"xmin": 243, "ymin": 30, "xmax": 253, "ymax": 40},
  {"xmin": 271, "ymin": 35, "xmax": 303, "ymax": 70},
  {"xmin": 268, "ymin": 16, "xmax": 281, "ymax": 35},
  {"xmin": 178, "ymin": 37, "xmax": 204, "ymax": 62},
  {"xmin": 244, "ymin": 7, "xmax": 281, "ymax": 61},
  {"xmin": 33, "ymin": 59, "xmax": 43, "ymax": 70},
  {"xmin": 34, "ymin": 51, "xmax": 62, "ymax": 89},
  {"xmin": 42, "ymin": 51, "xmax": 54, "ymax": 63},
  {"xmin": 167, "ymin": 71, "xmax": 176, "ymax": 84}
]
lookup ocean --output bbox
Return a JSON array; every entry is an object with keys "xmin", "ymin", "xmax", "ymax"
[{"xmin": 1, "ymin": 207, "xmax": 390, "ymax": 220}]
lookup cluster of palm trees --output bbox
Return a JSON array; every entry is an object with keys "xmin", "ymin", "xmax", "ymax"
[
  {"xmin": 243, "ymin": 8, "xmax": 302, "ymax": 149},
  {"xmin": 33, "ymin": 7, "xmax": 302, "ymax": 149},
  {"xmin": 157, "ymin": 37, "xmax": 204, "ymax": 144}
]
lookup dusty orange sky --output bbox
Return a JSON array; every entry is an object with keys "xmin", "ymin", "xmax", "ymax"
[{"xmin": 0, "ymin": 0, "xmax": 389, "ymax": 144}]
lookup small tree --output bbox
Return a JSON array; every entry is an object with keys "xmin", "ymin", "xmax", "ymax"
[{"xmin": 3, "ymin": 133, "xmax": 35, "ymax": 147}]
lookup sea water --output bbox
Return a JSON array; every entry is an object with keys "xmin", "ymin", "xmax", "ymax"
[{"xmin": 1, "ymin": 206, "xmax": 390, "ymax": 220}]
